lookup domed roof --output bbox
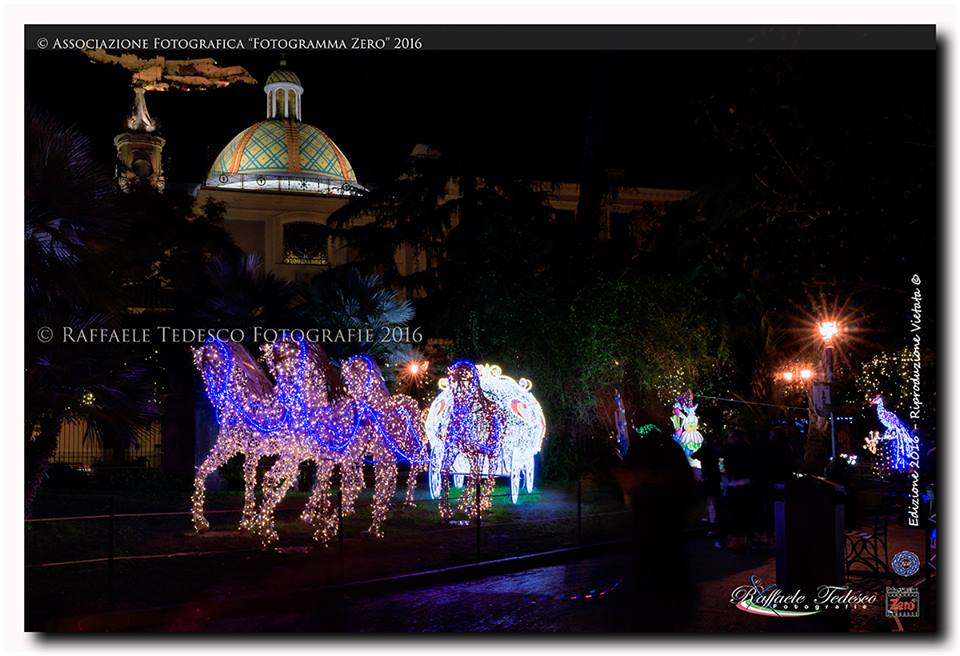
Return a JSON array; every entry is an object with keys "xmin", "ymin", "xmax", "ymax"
[
  {"xmin": 265, "ymin": 69, "xmax": 302, "ymax": 86},
  {"xmin": 208, "ymin": 119, "xmax": 357, "ymax": 184}
]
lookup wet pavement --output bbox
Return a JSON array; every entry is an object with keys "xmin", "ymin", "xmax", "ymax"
[
  {"xmin": 343, "ymin": 553, "xmax": 633, "ymax": 632},
  {"xmin": 191, "ymin": 538, "xmax": 780, "ymax": 632},
  {"xmin": 35, "ymin": 520, "xmax": 930, "ymax": 632},
  {"xmin": 192, "ymin": 530, "xmax": 927, "ymax": 632}
]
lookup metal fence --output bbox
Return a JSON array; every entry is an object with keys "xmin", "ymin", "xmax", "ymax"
[
  {"xmin": 25, "ymin": 480, "xmax": 640, "ymax": 631},
  {"xmin": 25, "ymin": 478, "xmax": 631, "ymax": 570}
]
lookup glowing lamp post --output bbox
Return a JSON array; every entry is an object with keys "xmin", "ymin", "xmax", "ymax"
[
  {"xmin": 778, "ymin": 367, "xmax": 812, "ymax": 384},
  {"xmin": 818, "ymin": 320, "xmax": 839, "ymax": 462},
  {"xmin": 818, "ymin": 321, "xmax": 839, "ymax": 342}
]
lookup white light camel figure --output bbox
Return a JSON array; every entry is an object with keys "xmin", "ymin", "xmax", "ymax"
[
  {"xmin": 427, "ymin": 361, "xmax": 510, "ymax": 521},
  {"xmin": 426, "ymin": 362, "xmax": 546, "ymax": 507},
  {"xmin": 190, "ymin": 338, "xmax": 288, "ymax": 533},
  {"xmin": 870, "ymin": 395, "xmax": 918, "ymax": 472}
]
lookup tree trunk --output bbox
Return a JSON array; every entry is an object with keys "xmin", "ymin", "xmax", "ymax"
[
  {"xmin": 25, "ymin": 415, "xmax": 61, "ymax": 518},
  {"xmin": 575, "ymin": 55, "xmax": 613, "ymax": 240}
]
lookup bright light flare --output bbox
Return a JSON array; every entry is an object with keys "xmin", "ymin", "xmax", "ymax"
[
  {"xmin": 799, "ymin": 369, "xmax": 813, "ymax": 380},
  {"xmin": 406, "ymin": 360, "xmax": 429, "ymax": 377},
  {"xmin": 782, "ymin": 371, "xmax": 794, "ymax": 382},
  {"xmin": 818, "ymin": 321, "xmax": 839, "ymax": 342}
]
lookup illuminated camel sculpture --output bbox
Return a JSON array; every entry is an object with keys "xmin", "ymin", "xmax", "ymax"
[
  {"xmin": 338, "ymin": 355, "xmax": 428, "ymax": 538},
  {"xmin": 250, "ymin": 336, "xmax": 428, "ymax": 543},
  {"xmin": 190, "ymin": 338, "xmax": 289, "ymax": 533},
  {"xmin": 249, "ymin": 335, "xmax": 364, "ymax": 545},
  {"xmin": 429, "ymin": 361, "xmax": 507, "ymax": 521}
]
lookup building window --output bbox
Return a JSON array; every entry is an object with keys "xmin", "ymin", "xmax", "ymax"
[
  {"xmin": 283, "ymin": 222, "xmax": 329, "ymax": 265},
  {"xmin": 610, "ymin": 212, "xmax": 632, "ymax": 242}
]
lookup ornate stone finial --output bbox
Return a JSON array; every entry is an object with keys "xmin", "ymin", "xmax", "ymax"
[
  {"xmin": 126, "ymin": 86, "xmax": 156, "ymax": 133},
  {"xmin": 114, "ymin": 87, "xmax": 166, "ymax": 193}
]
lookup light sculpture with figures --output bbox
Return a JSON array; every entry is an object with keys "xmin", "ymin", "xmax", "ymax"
[
  {"xmin": 191, "ymin": 338, "xmax": 290, "ymax": 534},
  {"xmin": 670, "ymin": 389, "xmax": 703, "ymax": 469},
  {"xmin": 191, "ymin": 334, "xmax": 428, "ymax": 545},
  {"xmin": 425, "ymin": 362, "xmax": 546, "ymax": 516}
]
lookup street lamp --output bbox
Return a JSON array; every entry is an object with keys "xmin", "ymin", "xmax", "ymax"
[
  {"xmin": 818, "ymin": 321, "xmax": 839, "ymax": 342},
  {"xmin": 777, "ymin": 366, "xmax": 812, "ymax": 384},
  {"xmin": 818, "ymin": 320, "xmax": 839, "ymax": 462}
]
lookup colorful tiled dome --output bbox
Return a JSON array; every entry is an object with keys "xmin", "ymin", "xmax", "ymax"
[
  {"xmin": 208, "ymin": 119, "xmax": 357, "ymax": 183},
  {"xmin": 205, "ymin": 65, "xmax": 361, "ymax": 194},
  {"xmin": 265, "ymin": 69, "xmax": 302, "ymax": 86}
]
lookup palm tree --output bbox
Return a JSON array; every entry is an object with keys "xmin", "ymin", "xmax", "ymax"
[
  {"xmin": 189, "ymin": 252, "xmax": 298, "ymax": 329},
  {"xmin": 297, "ymin": 268, "xmax": 417, "ymax": 375},
  {"xmin": 25, "ymin": 109, "xmax": 158, "ymax": 515},
  {"xmin": 26, "ymin": 108, "xmax": 119, "ymax": 311},
  {"xmin": 25, "ymin": 314, "xmax": 159, "ymax": 512}
]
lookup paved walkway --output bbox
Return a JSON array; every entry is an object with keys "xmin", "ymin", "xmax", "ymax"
[
  {"xmin": 152, "ymin": 539, "xmax": 794, "ymax": 632},
  {"xmin": 184, "ymin": 527, "xmax": 931, "ymax": 632},
  {"xmin": 31, "ymin": 505, "xmax": 933, "ymax": 632}
]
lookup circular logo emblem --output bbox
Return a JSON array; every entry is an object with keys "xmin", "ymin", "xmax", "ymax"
[{"xmin": 892, "ymin": 550, "xmax": 920, "ymax": 577}]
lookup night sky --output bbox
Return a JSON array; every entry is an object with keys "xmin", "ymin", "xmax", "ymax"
[{"xmin": 26, "ymin": 49, "xmax": 934, "ymax": 191}]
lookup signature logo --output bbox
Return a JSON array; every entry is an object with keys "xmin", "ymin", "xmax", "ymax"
[
  {"xmin": 730, "ymin": 576, "xmax": 819, "ymax": 617},
  {"xmin": 731, "ymin": 576, "xmax": 878, "ymax": 618},
  {"xmin": 891, "ymin": 550, "xmax": 921, "ymax": 577},
  {"xmin": 885, "ymin": 587, "xmax": 920, "ymax": 618}
]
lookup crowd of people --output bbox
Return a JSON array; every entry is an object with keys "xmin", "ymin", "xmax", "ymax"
[
  {"xmin": 692, "ymin": 425, "xmax": 801, "ymax": 549},
  {"xmin": 616, "ymin": 419, "xmax": 804, "ymax": 552},
  {"xmin": 612, "ymin": 417, "xmax": 804, "ymax": 629}
]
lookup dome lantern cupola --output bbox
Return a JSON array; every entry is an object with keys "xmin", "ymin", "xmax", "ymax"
[{"xmin": 264, "ymin": 60, "xmax": 303, "ymax": 121}]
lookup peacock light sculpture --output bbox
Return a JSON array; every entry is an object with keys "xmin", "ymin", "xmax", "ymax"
[{"xmin": 869, "ymin": 395, "xmax": 919, "ymax": 472}]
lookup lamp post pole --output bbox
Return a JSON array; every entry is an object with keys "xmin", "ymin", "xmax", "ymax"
[
  {"xmin": 817, "ymin": 320, "xmax": 839, "ymax": 464},
  {"xmin": 824, "ymin": 342, "xmax": 837, "ymax": 462}
]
